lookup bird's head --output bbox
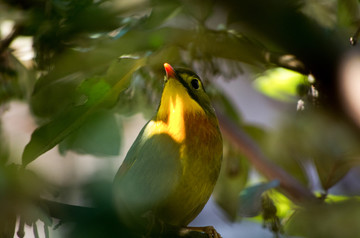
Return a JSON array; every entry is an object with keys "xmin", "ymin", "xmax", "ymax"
[{"xmin": 156, "ymin": 63, "xmax": 214, "ymax": 121}]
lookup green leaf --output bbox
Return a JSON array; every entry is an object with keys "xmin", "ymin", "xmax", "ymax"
[
  {"xmin": 315, "ymin": 159, "xmax": 359, "ymax": 191},
  {"xmin": 145, "ymin": 1, "xmax": 182, "ymax": 28},
  {"xmin": 286, "ymin": 200, "xmax": 360, "ymax": 238},
  {"xmin": 22, "ymin": 58, "xmax": 145, "ymax": 166},
  {"xmin": 0, "ymin": 209, "xmax": 16, "ymax": 238},
  {"xmin": 253, "ymin": 67, "xmax": 306, "ymax": 101},
  {"xmin": 30, "ymin": 77, "xmax": 81, "ymax": 119},
  {"xmin": 59, "ymin": 111, "xmax": 122, "ymax": 156},
  {"xmin": 33, "ymin": 47, "xmax": 117, "ymax": 94},
  {"xmin": 238, "ymin": 180, "xmax": 280, "ymax": 217},
  {"xmin": 266, "ymin": 111, "xmax": 360, "ymax": 191},
  {"xmin": 337, "ymin": 0, "xmax": 360, "ymax": 27}
]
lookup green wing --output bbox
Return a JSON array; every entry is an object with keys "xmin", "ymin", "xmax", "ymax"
[{"xmin": 113, "ymin": 121, "xmax": 182, "ymax": 222}]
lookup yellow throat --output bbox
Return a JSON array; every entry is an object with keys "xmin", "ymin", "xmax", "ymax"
[{"xmin": 148, "ymin": 76, "xmax": 205, "ymax": 143}]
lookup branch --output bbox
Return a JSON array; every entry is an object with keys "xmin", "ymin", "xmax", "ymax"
[
  {"xmin": 40, "ymin": 199, "xmax": 99, "ymax": 221},
  {"xmin": 216, "ymin": 112, "xmax": 318, "ymax": 204},
  {"xmin": 39, "ymin": 199, "xmax": 209, "ymax": 238},
  {"xmin": 264, "ymin": 51, "xmax": 310, "ymax": 75}
]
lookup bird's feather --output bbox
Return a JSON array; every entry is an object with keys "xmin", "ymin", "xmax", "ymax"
[{"xmin": 113, "ymin": 122, "xmax": 182, "ymax": 225}]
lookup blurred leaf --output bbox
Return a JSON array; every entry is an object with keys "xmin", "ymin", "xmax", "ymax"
[
  {"xmin": 31, "ymin": 26, "xmax": 267, "ymax": 95},
  {"xmin": 21, "ymin": 0, "xmax": 120, "ymax": 68},
  {"xmin": 325, "ymin": 194, "xmax": 360, "ymax": 203},
  {"xmin": 32, "ymin": 46, "xmax": 118, "ymax": 95},
  {"xmin": 315, "ymin": 159, "xmax": 359, "ymax": 191},
  {"xmin": 267, "ymin": 111, "xmax": 360, "ymax": 191},
  {"xmin": 253, "ymin": 67, "xmax": 306, "ymax": 101},
  {"xmin": 238, "ymin": 180, "xmax": 280, "ymax": 217},
  {"xmin": 307, "ymin": 116, "xmax": 360, "ymax": 190},
  {"xmin": 213, "ymin": 143, "xmax": 249, "ymax": 220},
  {"xmin": 0, "ymin": 208, "xmax": 15, "ymax": 238},
  {"xmin": 22, "ymin": 58, "xmax": 145, "ymax": 166},
  {"xmin": 112, "ymin": 16, "xmax": 146, "ymax": 39},
  {"xmin": 181, "ymin": 0, "xmax": 214, "ymax": 23},
  {"xmin": 301, "ymin": 0, "xmax": 337, "ymax": 28},
  {"xmin": 32, "ymin": 27, "xmax": 171, "ymax": 95},
  {"xmin": 268, "ymin": 190, "xmax": 294, "ymax": 219},
  {"xmin": 286, "ymin": 200, "xmax": 360, "ymax": 238},
  {"xmin": 59, "ymin": 111, "xmax": 122, "ymax": 156},
  {"xmin": 76, "ymin": 76, "xmax": 112, "ymax": 106},
  {"xmin": 83, "ymin": 177, "xmax": 114, "ymax": 208},
  {"xmin": 265, "ymin": 127, "xmax": 309, "ymax": 185},
  {"xmin": 115, "ymin": 70, "xmax": 159, "ymax": 118},
  {"xmin": 33, "ymin": 223, "xmax": 39, "ymax": 238},
  {"xmin": 145, "ymin": 1, "xmax": 182, "ymax": 28},
  {"xmin": 21, "ymin": 203, "xmax": 49, "ymax": 227},
  {"xmin": 337, "ymin": 0, "xmax": 360, "ymax": 27},
  {"xmin": 243, "ymin": 124, "xmax": 266, "ymax": 147},
  {"xmin": 0, "ymin": 51, "xmax": 35, "ymax": 103},
  {"xmin": 30, "ymin": 77, "xmax": 81, "ymax": 119}
]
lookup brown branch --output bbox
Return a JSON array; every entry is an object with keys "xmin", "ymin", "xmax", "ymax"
[
  {"xmin": 264, "ymin": 51, "xmax": 309, "ymax": 75},
  {"xmin": 216, "ymin": 112, "xmax": 318, "ymax": 205}
]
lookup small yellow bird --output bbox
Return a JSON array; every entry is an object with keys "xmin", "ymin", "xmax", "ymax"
[{"xmin": 113, "ymin": 63, "xmax": 223, "ymax": 237}]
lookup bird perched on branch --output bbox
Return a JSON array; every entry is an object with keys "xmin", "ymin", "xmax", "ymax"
[{"xmin": 113, "ymin": 63, "xmax": 223, "ymax": 238}]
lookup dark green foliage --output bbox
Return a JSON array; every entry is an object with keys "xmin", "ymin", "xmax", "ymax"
[
  {"xmin": 287, "ymin": 200, "xmax": 360, "ymax": 238},
  {"xmin": 22, "ymin": 58, "xmax": 143, "ymax": 166}
]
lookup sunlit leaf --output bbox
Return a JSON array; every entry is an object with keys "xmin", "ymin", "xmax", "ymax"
[
  {"xmin": 253, "ymin": 67, "xmax": 306, "ymax": 101},
  {"xmin": 324, "ymin": 194, "xmax": 360, "ymax": 203},
  {"xmin": 270, "ymin": 191, "xmax": 296, "ymax": 222}
]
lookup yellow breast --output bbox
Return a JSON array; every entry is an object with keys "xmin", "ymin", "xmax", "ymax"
[{"xmin": 143, "ymin": 78, "xmax": 205, "ymax": 144}]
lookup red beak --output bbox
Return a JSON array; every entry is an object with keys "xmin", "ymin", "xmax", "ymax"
[{"xmin": 164, "ymin": 63, "xmax": 175, "ymax": 78}]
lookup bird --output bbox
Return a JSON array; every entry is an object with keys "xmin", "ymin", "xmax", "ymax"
[{"xmin": 113, "ymin": 63, "xmax": 223, "ymax": 237}]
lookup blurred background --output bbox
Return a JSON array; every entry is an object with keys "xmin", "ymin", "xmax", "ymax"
[{"xmin": 1, "ymin": 0, "xmax": 360, "ymax": 237}]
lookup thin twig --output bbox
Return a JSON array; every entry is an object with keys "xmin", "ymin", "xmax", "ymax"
[{"xmin": 216, "ymin": 112, "xmax": 318, "ymax": 204}]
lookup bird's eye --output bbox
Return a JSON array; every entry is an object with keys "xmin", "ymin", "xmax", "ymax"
[{"xmin": 191, "ymin": 79, "xmax": 200, "ymax": 89}]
